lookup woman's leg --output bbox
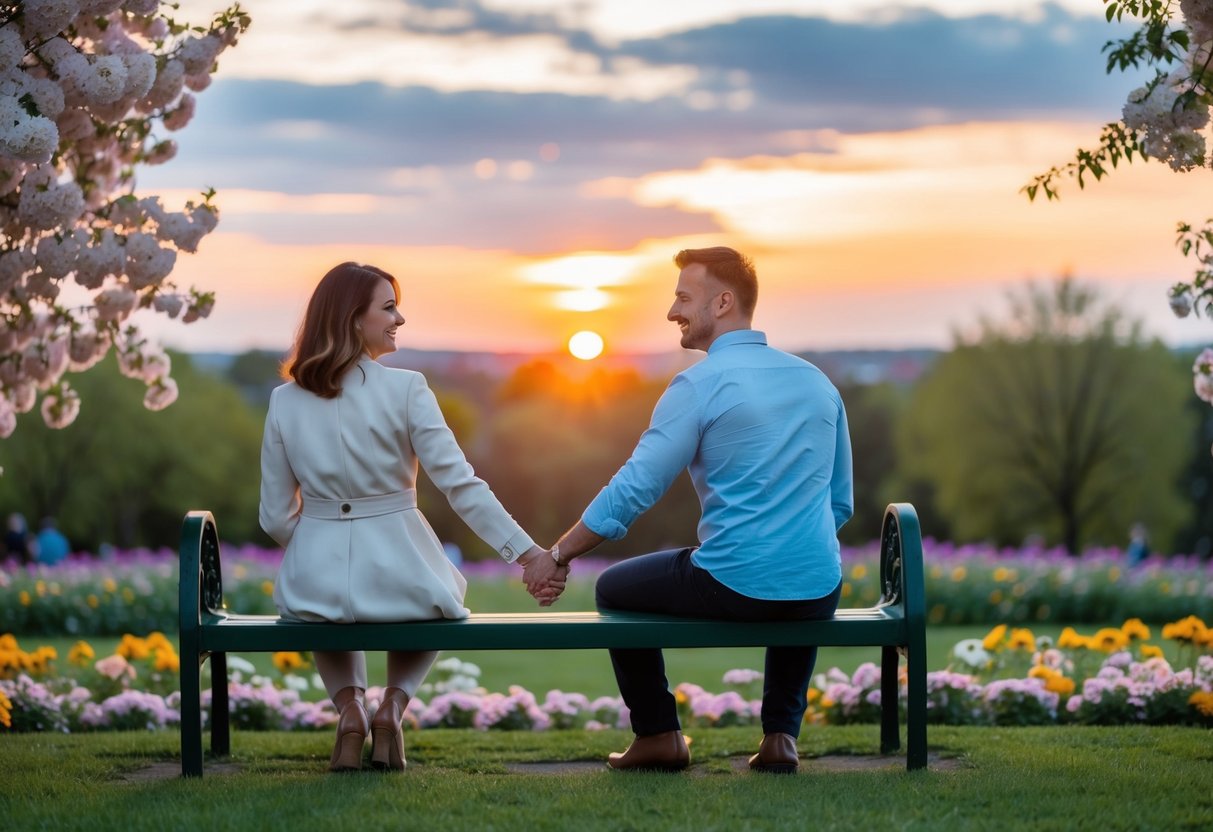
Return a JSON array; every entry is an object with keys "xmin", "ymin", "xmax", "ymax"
[
  {"xmin": 313, "ymin": 650, "xmax": 368, "ymax": 700},
  {"xmin": 313, "ymin": 651, "xmax": 369, "ymax": 772},
  {"xmin": 386, "ymin": 650, "xmax": 438, "ymax": 697}
]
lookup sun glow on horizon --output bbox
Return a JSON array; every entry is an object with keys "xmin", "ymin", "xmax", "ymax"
[{"xmin": 568, "ymin": 330, "xmax": 606, "ymax": 360}]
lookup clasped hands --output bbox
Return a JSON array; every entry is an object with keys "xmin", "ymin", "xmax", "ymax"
[{"xmin": 518, "ymin": 546, "xmax": 568, "ymax": 607}]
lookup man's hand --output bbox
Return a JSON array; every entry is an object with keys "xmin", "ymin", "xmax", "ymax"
[{"xmin": 518, "ymin": 546, "xmax": 568, "ymax": 606}]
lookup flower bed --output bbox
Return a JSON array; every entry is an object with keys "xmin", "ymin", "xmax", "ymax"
[
  {"xmin": 3, "ymin": 619, "xmax": 1210, "ymax": 733},
  {"xmin": 2, "ymin": 540, "xmax": 1211, "ymax": 635}
]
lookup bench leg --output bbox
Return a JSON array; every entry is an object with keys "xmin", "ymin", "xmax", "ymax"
[
  {"xmin": 210, "ymin": 652, "xmax": 231, "ymax": 757},
  {"xmin": 880, "ymin": 645, "xmax": 900, "ymax": 755},
  {"xmin": 905, "ymin": 636, "xmax": 928, "ymax": 771},
  {"xmin": 180, "ymin": 653, "xmax": 204, "ymax": 777}
]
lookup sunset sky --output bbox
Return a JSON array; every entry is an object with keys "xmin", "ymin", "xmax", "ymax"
[{"xmin": 137, "ymin": 0, "xmax": 1213, "ymax": 357}]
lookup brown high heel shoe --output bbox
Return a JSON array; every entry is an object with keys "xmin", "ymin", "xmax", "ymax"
[
  {"xmin": 328, "ymin": 686, "xmax": 368, "ymax": 772},
  {"xmin": 370, "ymin": 687, "xmax": 409, "ymax": 771}
]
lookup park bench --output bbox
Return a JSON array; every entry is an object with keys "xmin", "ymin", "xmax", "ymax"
[{"xmin": 178, "ymin": 503, "xmax": 928, "ymax": 777}]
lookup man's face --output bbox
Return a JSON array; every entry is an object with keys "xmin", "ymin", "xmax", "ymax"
[{"xmin": 667, "ymin": 263, "xmax": 722, "ymax": 351}]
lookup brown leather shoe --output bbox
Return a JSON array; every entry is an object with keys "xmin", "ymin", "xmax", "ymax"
[
  {"xmin": 328, "ymin": 686, "xmax": 368, "ymax": 772},
  {"xmin": 370, "ymin": 687, "xmax": 409, "ymax": 771},
  {"xmin": 607, "ymin": 730, "xmax": 690, "ymax": 771},
  {"xmin": 748, "ymin": 732, "xmax": 799, "ymax": 774}
]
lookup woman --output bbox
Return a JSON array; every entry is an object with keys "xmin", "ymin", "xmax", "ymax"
[{"xmin": 259, "ymin": 262, "xmax": 551, "ymax": 772}]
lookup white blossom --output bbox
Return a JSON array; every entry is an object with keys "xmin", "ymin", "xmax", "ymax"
[
  {"xmin": 143, "ymin": 375, "xmax": 178, "ymax": 411},
  {"xmin": 0, "ymin": 395, "xmax": 15, "ymax": 438},
  {"xmin": 123, "ymin": 231, "xmax": 176, "ymax": 287},
  {"xmin": 162, "ymin": 92, "xmax": 195, "ymax": 131},
  {"xmin": 93, "ymin": 286, "xmax": 137, "ymax": 321},
  {"xmin": 39, "ymin": 381, "xmax": 81, "ymax": 429},
  {"xmin": 1170, "ymin": 288, "xmax": 1195, "ymax": 318}
]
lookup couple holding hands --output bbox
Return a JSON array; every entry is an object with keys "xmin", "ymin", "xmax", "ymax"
[{"xmin": 258, "ymin": 247, "xmax": 854, "ymax": 774}]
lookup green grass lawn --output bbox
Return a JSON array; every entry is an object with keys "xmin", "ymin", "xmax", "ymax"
[{"xmin": 2, "ymin": 725, "xmax": 1210, "ymax": 831}]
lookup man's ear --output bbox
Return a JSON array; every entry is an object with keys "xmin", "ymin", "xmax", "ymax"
[{"xmin": 715, "ymin": 290, "xmax": 735, "ymax": 317}]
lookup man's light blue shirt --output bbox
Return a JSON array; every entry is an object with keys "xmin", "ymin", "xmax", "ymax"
[{"xmin": 582, "ymin": 330, "xmax": 853, "ymax": 601}]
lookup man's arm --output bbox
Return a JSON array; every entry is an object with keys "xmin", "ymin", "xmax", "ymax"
[{"xmin": 519, "ymin": 520, "xmax": 604, "ymax": 596}]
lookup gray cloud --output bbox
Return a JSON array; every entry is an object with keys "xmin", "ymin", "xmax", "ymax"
[{"xmin": 144, "ymin": 4, "xmax": 1146, "ymax": 250}]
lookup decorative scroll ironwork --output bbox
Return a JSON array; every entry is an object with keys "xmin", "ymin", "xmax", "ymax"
[
  {"xmin": 199, "ymin": 521, "xmax": 224, "ymax": 613},
  {"xmin": 879, "ymin": 518, "xmax": 903, "ymax": 607}
]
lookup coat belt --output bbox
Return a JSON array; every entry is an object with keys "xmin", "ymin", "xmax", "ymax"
[{"xmin": 301, "ymin": 490, "xmax": 417, "ymax": 520}]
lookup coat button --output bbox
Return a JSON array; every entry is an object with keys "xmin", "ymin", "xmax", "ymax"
[{"xmin": 340, "ymin": 503, "xmax": 351, "ymax": 514}]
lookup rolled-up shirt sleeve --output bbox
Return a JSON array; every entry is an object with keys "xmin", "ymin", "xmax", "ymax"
[
  {"xmin": 583, "ymin": 375, "xmax": 700, "ymax": 539},
  {"xmin": 831, "ymin": 396, "xmax": 854, "ymax": 531}
]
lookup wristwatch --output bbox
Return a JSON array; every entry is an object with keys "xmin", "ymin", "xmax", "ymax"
[{"xmin": 550, "ymin": 543, "xmax": 568, "ymax": 569}]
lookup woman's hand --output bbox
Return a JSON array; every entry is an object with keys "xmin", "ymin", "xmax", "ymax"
[{"xmin": 518, "ymin": 546, "xmax": 568, "ymax": 606}]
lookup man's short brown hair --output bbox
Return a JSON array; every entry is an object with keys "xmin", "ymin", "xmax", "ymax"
[{"xmin": 674, "ymin": 246, "xmax": 758, "ymax": 315}]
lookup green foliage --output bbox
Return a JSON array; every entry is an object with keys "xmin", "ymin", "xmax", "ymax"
[
  {"xmin": 0, "ymin": 353, "xmax": 263, "ymax": 550},
  {"xmin": 898, "ymin": 278, "xmax": 1196, "ymax": 553}
]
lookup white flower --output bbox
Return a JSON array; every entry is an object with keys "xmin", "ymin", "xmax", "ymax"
[
  {"xmin": 40, "ymin": 382, "xmax": 81, "ymax": 429},
  {"xmin": 20, "ymin": 0, "xmax": 79, "ymax": 41},
  {"xmin": 74, "ymin": 229, "xmax": 125, "ymax": 288},
  {"xmin": 1, "ymin": 112, "xmax": 60, "ymax": 165},
  {"xmin": 143, "ymin": 58, "xmax": 184, "ymax": 111},
  {"xmin": 85, "ymin": 55, "xmax": 129, "ymax": 106},
  {"xmin": 0, "ymin": 394, "xmax": 15, "ymax": 438},
  {"xmin": 0, "ymin": 24, "xmax": 24, "ymax": 69},
  {"xmin": 35, "ymin": 232, "xmax": 82, "ymax": 279},
  {"xmin": 17, "ymin": 175, "xmax": 85, "ymax": 230},
  {"xmin": 178, "ymin": 35, "xmax": 222, "ymax": 75},
  {"xmin": 162, "ymin": 92, "xmax": 195, "ymax": 131},
  {"xmin": 952, "ymin": 638, "xmax": 992, "ymax": 669},
  {"xmin": 122, "ymin": 52, "xmax": 157, "ymax": 100},
  {"xmin": 123, "ymin": 231, "xmax": 176, "ymax": 286},
  {"xmin": 10, "ymin": 381, "xmax": 37, "ymax": 413},
  {"xmin": 152, "ymin": 292, "xmax": 183, "ymax": 318},
  {"xmin": 93, "ymin": 286, "xmax": 137, "ymax": 321}
]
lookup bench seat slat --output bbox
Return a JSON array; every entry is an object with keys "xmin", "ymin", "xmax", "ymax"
[{"xmin": 198, "ymin": 608, "xmax": 908, "ymax": 652}]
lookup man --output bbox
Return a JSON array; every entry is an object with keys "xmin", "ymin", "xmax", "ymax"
[{"xmin": 523, "ymin": 246, "xmax": 853, "ymax": 773}]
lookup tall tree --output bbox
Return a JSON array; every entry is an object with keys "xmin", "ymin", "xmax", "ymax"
[{"xmin": 899, "ymin": 278, "xmax": 1195, "ymax": 554}]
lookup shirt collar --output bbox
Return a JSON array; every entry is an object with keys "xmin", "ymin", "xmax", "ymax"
[{"xmin": 707, "ymin": 329, "xmax": 767, "ymax": 354}]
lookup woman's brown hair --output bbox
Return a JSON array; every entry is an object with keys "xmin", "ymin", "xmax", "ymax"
[{"xmin": 283, "ymin": 262, "xmax": 400, "ymax": 398}]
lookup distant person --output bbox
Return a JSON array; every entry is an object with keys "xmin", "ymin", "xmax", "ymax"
[
  {"xmin": 1126, "ymin": 523, "xmax": 1150, "ymax": 569},
  {"xmin": 4, "ymin": 513, "xmax": 32, "ymax": 564},
  {"xmin": 524, "ymin": 246, "xmax": 853, "ymax": 773},
  {"xmin": 35, "ymin": 518, "xmax": 70, "ymax": 566},
  {"xmin": 259, "ymin": 262, "xmax": 559, "ymax": 773}
]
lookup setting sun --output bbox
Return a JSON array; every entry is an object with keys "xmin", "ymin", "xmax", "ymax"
[{"xmin": 568, "ymin": 330, "xmax": 605, "ymax": 360}]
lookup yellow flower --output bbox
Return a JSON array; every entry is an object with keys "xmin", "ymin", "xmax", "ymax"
[
  {"xmin": 68, "ymin": 641, "xmax": 95, "ymax": 666},
  {"xmin": 1093, "ymin": 628, "xmax": 1129, "ymax": 653},
  {"xmin": 1162, "ymin": 615, "xmax": 1208, "ymax": 643},
  {"xmin": 1057, "ymin": 627, "xmax": 1086, "ymax": 649},
  {"xmin": 988, "ymin": 589, "xmax": 1003, "ymax": 604},
  {"xmin": 117, "ymin": 634, "xmax": 150, "ymax": 661},
  {"xmin": 262, "ymin": 580, "xmax": 274, "ymax": 596},
  {"xmin": 0, "ymin": 634, "xmax": 17, "ymax": 651},
  {"xmin": 982, "ymin": 624, "xmax": 1007, "ymax": 651},
  {"xmin": 144, "ymin": 632, "xmax": 173, "ymax": 652},
  {"xmin": 992, "ymin": 567, "xmax": 1017, "ymax": 583},
  {"xmin": 1043, "ymin": 675, "xmax": 1075, "ymax": 696},
  {"xmin": 674, "ymin": 689, "xmax": 688, "ymax": 705},
  {"xmin": 86, "ymin": 594, "xmax": 99, "ymax": 609},
  {"xmin": 1106, "ymin": 566, "xmax": 1120, "ymax": 583},
  {"xmin": 18, "ymin": 591, "xmax": 30, "ymax": 606},
  {"xmin": 1008, "ymin": 628, "xmax": 1036, "ymax": 651},
  {"xmin": 102, "ymin": 578, "xmax": 117, "ymax": 593},
  {"xmin": 1140, "ymin": 645, "xmax": 1164, "ymax": 659},
  {"xmin": 0, "ymin": 688, "xmax": 11, "ymax": 729},
  {"xmin": 841, "ymin": 582, "xmax": 852, "ymax": 598},
  {"xmin": 153, "ymin": 648, "xmax": 180, "ymax": 673},
  {"xmin": 850, "ymin": 564, "xmax": 868, "ymax": 580},
  {"xmin": 35, "ymin": 580, "xmax": 46, "ymax": 597},
  {"xmin": 1190, "ymin": 691, "xmax": 1213, "ymax": 718},
  {"xmin": 1121, "ymin": 618, "xmax": 1150, "ymax": 641},
  {"xmin": 121, "ymin": 587, "xmax": 135, "ymax": 603},
  {"xmin": 272, "ymin": 651, "xmax": 308, "ymax": 674},
  {"xmin": 951, "ymin": 566, "xmax": 967, "ymax": 582},
  {"xmin": 1028, "ymin": 665, "xmax": 1057, "ymax": 681}
]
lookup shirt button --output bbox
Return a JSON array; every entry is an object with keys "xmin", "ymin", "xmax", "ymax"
[{"xmin": 340, "ymin": 503, "xmax": 351, "ymax": 514}]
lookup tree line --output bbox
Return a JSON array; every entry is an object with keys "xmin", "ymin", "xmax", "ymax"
[{"xmin": 2, "ymin": 280, "xmax": 1210, "ymax": 560}]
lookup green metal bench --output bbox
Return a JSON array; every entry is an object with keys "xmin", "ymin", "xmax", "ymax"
[{"xmin": 178, "ymin": 503, "xmax": 928, "ymax": 777}]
